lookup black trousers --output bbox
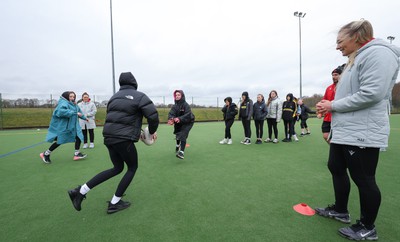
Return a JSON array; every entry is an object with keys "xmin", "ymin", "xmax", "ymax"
[
  {"xmin": 241, "ymin": 119, "xmax": 251, "ymax": 138},
  {"xmin": 224, "ymin": 119, "xmax": 234, "ymax": 139},
  {"xmin": 82, "ymin": 128, "xmax": 94, "ymax": 143},
  {"xmin": 283, "ymin": 119, "xmax": 294, "ymax": 139},
  {"xmin": 175, "ymin": 122, "xmax": 194, "ymax": 152},
  {"xmin": 86, "ymin": 141, "xmax": 138, "ymax": 197},
  {"xmin": 49, "ymin": 136, "xmax": 81, "ymax": 151},
  {"xmin": 254, "ymin": 120, "xmax": 264, "ymax": 139},
  {"xmin": 328, "ymin": 143, "xmax": 381, "ymax": 227},
  {"xmin": 300, "ymin": 118, "xmax": 308, "ymax": 129},
  {"xmin": 266, "ymin": 118, "xmax": 278, "ymax": 139}
]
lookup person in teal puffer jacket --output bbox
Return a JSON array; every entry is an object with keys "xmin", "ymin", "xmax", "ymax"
[{"xmin": 40, "ymin": 91, "xmax": 88, "ymax": 163}]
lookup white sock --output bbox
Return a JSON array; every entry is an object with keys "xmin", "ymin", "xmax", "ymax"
[
  {"xmin": 44, "ymin": 150, "xmax": 51, "ymax": 155},
  {"xmin": 80, "ymin": 184, "xmax": 90, "ymax": 195},
  {"xmin": 74, "ymin": 150, "xmax": 80, "ymax": 155},
  {"xmin": 111, "ymin": 195, "xmax": 121, "ymax": 205}
]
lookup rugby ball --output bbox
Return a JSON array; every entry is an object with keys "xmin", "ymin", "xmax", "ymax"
[{"xmin": 140, "ymin": 126, "xmax": 154, "ymax": 145}]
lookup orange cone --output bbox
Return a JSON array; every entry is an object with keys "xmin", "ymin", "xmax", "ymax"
[{"xmin": 293, "ymin": 203, "xmax": 315, "ymax": 216}]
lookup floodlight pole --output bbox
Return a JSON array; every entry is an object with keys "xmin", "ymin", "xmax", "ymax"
[
  {"xmin": 294, "ymin": 11, "xmax": 306, "ymax": 98},
  {"xmin": 387, "ymin": 36, "xmax": 395, "ymax": 44},
  {"xmin": 110, "ymin": 0, "xmax": 116, "ymax": 94}
]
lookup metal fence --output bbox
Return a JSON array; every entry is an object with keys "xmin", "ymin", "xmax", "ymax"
[
  {"xmin": 0, "ymin": 93, "xmax": 237, "ymax": 129},
  {"xmin": 0, "ymin": 93, "xmax": 237, "ymax": 108}
]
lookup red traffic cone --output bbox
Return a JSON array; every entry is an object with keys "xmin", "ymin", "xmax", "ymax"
[{"xmin": 293, "ymin": 203, "xmax": 315, "ymax": 216}]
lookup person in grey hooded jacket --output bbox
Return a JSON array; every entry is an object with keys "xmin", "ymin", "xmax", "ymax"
[
  {"xmin": 315, "ymin": 20, "xmax": 400, "ymax": 241},
  {"xmin": 68, "ymin": 72, "xmax": 159, "ymax": 214}
]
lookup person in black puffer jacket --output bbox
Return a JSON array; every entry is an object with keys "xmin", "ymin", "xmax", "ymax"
[
  {"xmin": 68, "ymin": 72, "xmax": 159, "ymax": 214},
  {"xmin": 239, "ymin": 91, "xmax": 253, "ymax": 145},
  {"xmin": 282, "ymin": 93, "xmax": 297, "ymax": 142},
  {"xmin": 168, "ymin": 90, "xmax": 195, "ymax": 159},
  {"xmin": 253, "ymin": 94, "xmax": 268, "ymax": 144},
  {"xmin": 297, "ymin": 98, "xmax": 316, "ymax": 136},
  {"xmin": 219, "ymin": 97, "xmax": 238, "ymax": 145}
]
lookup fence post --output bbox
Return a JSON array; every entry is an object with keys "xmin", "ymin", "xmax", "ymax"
[
  {"xmin": 50, "ymin": 94, "xmax": 53, "ymax": 116},
  {"xmin": 0, "ymin": 93, "xmax": 3, "ymax": 130}
]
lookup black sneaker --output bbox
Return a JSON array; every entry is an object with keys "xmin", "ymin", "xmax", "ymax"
[
  {"xmin": 73, "ymin": 152, "xmax": 87, "ymax": 161},
  {"xmin": 40, "ymin": 152, "xmax": 51, "ymax": 164},
  {"xmin": 68, "ymin": 186, "xmax": 86, "ymax": 211},
  {"xmin": 315, "ymin": 204, "xmax": 351, "ymax": 224},
  {"xmin": 339, "ymin": 220, "xmax": 378, "ymax": 241},
  {"xmin": 176, "ymin": 151, "xmax": 184, "ymax": 159},
  {"xmin": 244, "ymin": 139, "xmax": 251, "ymax": 145},
  {"xmin": 107, "ymin": 200, "xmax": 131, "ymax": 214}
]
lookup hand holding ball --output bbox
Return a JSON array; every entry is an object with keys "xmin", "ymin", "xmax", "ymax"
[{"xmin": 140, "ymin": 126, "xmax": 156, "ymax": 145}]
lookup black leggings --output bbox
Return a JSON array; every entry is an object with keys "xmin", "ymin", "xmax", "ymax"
[
  {"xmin": 300, "ymin": 118, "xmax": 308, "ymax": 129},
  {"xmin": 266, "ymin": 118, "xmax": 278, "ymax": 139},
  {"xmin": 283, "ymin": 119, "xmax": 294, "ymax": 139},
  {"xmin": 82, "ymin": 128, "xmax": 94, "ymax": 143},
  {"xmin": 49, "ymin": 136, "xmax": 81, "ymax": 151},
  {"xmin": 86, "ymin": 141, "xmax": 138, "ymax": 197},
  {"xmin": 224, "ymin": 119, "xmax": 234, "ymax": 139},
  {"xmin": 254, "ymin": 120, "xmax": 264, "ymax": 139},
  {"xmin": 328, "ymin": 143, "xmax": 381, "ymax": 227},
  {"xmin": 241, "ymin": 119, "xmax": 251, "ymax": 138}
]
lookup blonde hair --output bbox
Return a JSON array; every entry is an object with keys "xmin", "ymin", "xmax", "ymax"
[{"xmin": 339, "ymin": 19, "xmax": 374, "ymax": 67}]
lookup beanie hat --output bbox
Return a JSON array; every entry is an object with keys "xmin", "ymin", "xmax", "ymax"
[{"xmin": 332, "ymin": 64, "xmax": 345, "ymax": 75}]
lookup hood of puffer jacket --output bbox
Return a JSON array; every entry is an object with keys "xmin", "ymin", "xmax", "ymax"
[
  {"xmin": 174, "ymin": 90, "xmax": 186, "ymax": 104},
  {"xmin": 119, "ymin": 72, "xmax": 138, "ymax": 89},
  {"xmin": 224, "ymin": 97, "xmax": 233, "ymax": 104},
  {"xmin": 286, "ymin": 93, "xmax": 294, "ymax": 102},
  {"xmin": 358, "ymin": 38, "xmax": 400, "ymax": 59}
]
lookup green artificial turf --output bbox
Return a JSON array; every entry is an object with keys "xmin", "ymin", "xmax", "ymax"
[{"xmin": 0, "ymin": 116, "xmax": 399, "ymax": 242}]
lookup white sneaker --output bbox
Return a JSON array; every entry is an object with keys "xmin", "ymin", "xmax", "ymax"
[
  {"xmin": 83, "ymin": 143, "xmax": 88, "ymax": 149},
  {"xmin": 89, "ymin": 143, "xmax": 94, "ymax": 148},
  {"xmin": 227, "ymin": 139, "xmax": 232, "ymax": 145},
  {"xmin": 293, "ymin": 135, "xmax": 299, "ymax": 142},
  {"xmin": 264, "ymin": 138, "xmax": 271, "ymax": 143},
  {"xmin": 219, "ymin": 138, "xmax": 228, "ymax": 144},
  {"xmin": 240, "ymin": 138, "xmax": 247, "ymax": 144},
  {"xmin": 273, "ymin": 138, "xmax": 278, "ymax": 143},
  {"xmin": 244, "ymin": 139, "xmax": 251, "ymax": 145}
]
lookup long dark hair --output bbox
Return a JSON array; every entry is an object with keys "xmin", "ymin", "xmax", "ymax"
[{"xmin": 267, "ymin": 90, "xmax": 278, "ymax": 106}]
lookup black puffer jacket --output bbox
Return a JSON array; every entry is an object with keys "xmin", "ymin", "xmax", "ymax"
[
  {"xmin": 221, "ymin": 97, "xmax": 238, "ymax": 120},
  {"xmin": 103, "ymin": 72, "xmax": 159, "ymax": 144},
  {"xmin": 168, "ymin": 90, "xmax": 195, "ymax": 123},
  {"xmin": 168, "ymin": 90, "xmax": 195, "ymax": 134}
]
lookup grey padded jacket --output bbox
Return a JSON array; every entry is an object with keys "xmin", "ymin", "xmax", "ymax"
[{"xmin": 331, "ymin": 38, "xmax": 400, "ymax": 148}]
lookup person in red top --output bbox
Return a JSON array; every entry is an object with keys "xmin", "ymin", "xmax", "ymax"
[{"xmin": 317, "ymin": 65, "xmax": 344, "ymax": 143}]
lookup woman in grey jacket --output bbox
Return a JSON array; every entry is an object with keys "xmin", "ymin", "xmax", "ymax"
[
  {"xmin": 316, "ymin": 20, "xmax": 400, "ymax": 241},
  {"xmin": 265, "ymin": 90, "xmax": 282, "ymax": 143},
  {"xmin": 78, "ymin": 92, "xmax": 97, "ymax": 148}
]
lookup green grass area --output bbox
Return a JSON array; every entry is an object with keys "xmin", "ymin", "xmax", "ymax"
[
  {"xmin": 1, "ymin": 116, "xmax": 399, "ymax": 241},
  {"xmin": 0, "ymin": 107, "xmax": 223, "ymax": 129}
]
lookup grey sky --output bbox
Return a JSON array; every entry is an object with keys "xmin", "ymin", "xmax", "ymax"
[{"xmin": 1, "ymin": 0, "xmax": 399, "ymax": 105}]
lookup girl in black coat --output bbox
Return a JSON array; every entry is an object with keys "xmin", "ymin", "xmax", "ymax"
[
  {"xmin": 253, "ymin": 94, "xmax": 268, "ymax": 144},
  {"xmin": 168, "ymin": 90, "xmax": 195, "ymax": 159},
  {"xmin": 282, "ymin": 93, "xmax": 297, "ymax": 142},
  {"xmin": 239, "ymin": 91, "xmax": 253, "ymax": 145},
  {"xmin": 220, "ymin": 97, "xmax": 238, "ymax": 144}
]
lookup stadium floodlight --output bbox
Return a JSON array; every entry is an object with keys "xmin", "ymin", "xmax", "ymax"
[
  {"xmin": 293, "ymin": 11, "xmax": 306, "ymax": 98},
  {"xmin": 387, "ymin": 36, "xmax": 395, "ymax": 44}
]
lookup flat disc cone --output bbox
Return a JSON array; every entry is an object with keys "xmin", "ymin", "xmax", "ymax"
[{"xmin": 293, "ymin": 203, "xmax": 315, "ymax": 216}]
